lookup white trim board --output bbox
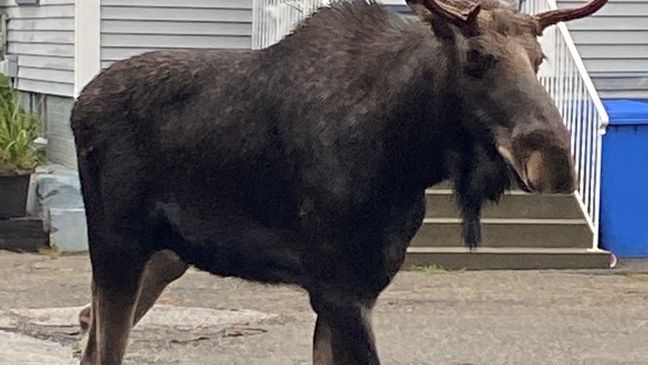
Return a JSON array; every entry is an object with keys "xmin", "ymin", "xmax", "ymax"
[{"xmin": 74, "ymin": 0, "xmax": 101, "ymax": 97}]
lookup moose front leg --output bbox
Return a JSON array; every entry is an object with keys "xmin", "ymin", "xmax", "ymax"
[{"xmin": 310, "ymin": 293, "xmax": 380, "ymax": 365}]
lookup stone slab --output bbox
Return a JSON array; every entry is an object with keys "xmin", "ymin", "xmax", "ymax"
[
  {"xmin": 0, "ymin": 330, "xmax": 76, "ymax": 365},
  {"xmin": 10, "ymin": 305, "xmax": 276, "ymax": 331}
]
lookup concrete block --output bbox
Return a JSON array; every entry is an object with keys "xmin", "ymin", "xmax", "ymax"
[
  {"xmin": 49, "ymin": 208, "xmax": 87, "ymax": 252},
  {"xmin": 26, "ymin": 165, "xmax": 88, "ymax": 252}
]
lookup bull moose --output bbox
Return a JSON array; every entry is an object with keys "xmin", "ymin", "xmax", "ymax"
[{"xmin": 71, "ymin": 0, "xmax": 607, "ymax": 363}]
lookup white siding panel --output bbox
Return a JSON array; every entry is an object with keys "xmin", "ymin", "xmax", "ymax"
[
  {"xmin": 571, "ymin": 30, "xmax": 648, "ymax": 44},
  {"xmin": 5, "ymin": 4, "xmax": 74, "ymax": 18},
  {"xmin": 19, "ymin": 67, "xmax": 74, "ymax": 84},
  {"xmin": 584, "ymin": 59, "xmax": 648, "ymax": 73},
  {"xmin": 16, "ymin": 79, "xmax": 73, "ymax": 97},
  {"xmin": 593, "ymin": 76, "xmax": 648, "ymax": 98},
  {"xmin": 8, "ymin": 43, "xmax": 74, "ymax": 57},
  {"xmin": 102, "ymin": 0, "xmax": 253, "ymax": 8},
  {"xmin": 19, "ymin": 55, "xmax": 75, "ymax": 71},
  {"xmin": 102, "ymin": 7, "xmax": 251, "ymax": 23},
  {"xmin": 102, "ymin": 34, "xmax": 250, "ymax": 49},
  {"xmin": 4, "ymin": 2, "xmax": 75, "ymax": 96},
  {"xmin": 10, "ymin": 18, "xmax": 75, "ymax": 31},
  {"xmin": 578, "ymin": 44, "xmax": 648, "ymax": 58},
  {"xmin": 558, "ymin": 1, "xmax": 648, "ymax": 15},
  {"xmin": 1, "ymin": 0, "xmax": 74, "ymax": 5},
  {"xmin": 102, "ymin": 20, "xmax": 251, "ymax": 36},
  {"xmin": 100, "ymin": 0, "xmax": 253, "ymax": 67},
  {"xmin": 8, "ymin": 30, "xmax": 75, "ymax": 44},
  {"xmin": 567, "ymin": 16, "xmax": 648, "ymax": 30}
]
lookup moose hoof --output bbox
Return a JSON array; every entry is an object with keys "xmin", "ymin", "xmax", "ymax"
[{"xmin": 79, "ymin": 303, "xmax": 92, "ymax": 333}]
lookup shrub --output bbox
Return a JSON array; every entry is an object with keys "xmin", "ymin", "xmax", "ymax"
[{"xmin": 0, "ymin": 73, "xmax": 43, "ymax": 175}]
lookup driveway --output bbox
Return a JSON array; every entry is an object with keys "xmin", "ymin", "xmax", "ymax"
[{"xmin": 1, "ymin": 251, "xmax": 647, "ymax": 365}]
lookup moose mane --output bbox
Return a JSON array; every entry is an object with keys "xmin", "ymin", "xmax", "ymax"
[{"xmin": 273, "ymin": 0, "xmax": 538, "ymax": 53}]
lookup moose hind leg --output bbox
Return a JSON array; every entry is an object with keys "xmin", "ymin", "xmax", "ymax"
[
  {"xmin": 311, "ymin": 294, "xmax": 380, "ymax": 365},
  {"xmin": 133, "ymin": 250, "xmax": 188, "ymax": 324},
  {"xmin": 81, "ymin": 239, "xmax": 149, "ymax": 365},
  {"xmin": 79, "ymin": 250, "xmax": 188, "ymax": 333}
]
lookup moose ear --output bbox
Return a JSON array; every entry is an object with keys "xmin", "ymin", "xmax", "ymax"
[
  {"xmin": 406, "ymin": 0, "xmax": 433, "ymax": 18},
  {"xmin": 407, "ymin": 0, "xmax": 481, "ymax": 37},
  {"xmin": 407, "ymin": 0, "xmax": 459, "ymax": 40},
  {"xmin": 430, "ymin": 17, "xmax": 458, "ymax": 40}
]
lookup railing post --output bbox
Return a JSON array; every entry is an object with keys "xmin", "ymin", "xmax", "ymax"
[{"xmin": 252, "ymin": 0, "xmax": 326, "ymax": 50}]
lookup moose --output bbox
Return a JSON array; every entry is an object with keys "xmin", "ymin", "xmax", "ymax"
[{"xmin": 71, "ymin": 0, "xmax": 607, "ymax": 363}]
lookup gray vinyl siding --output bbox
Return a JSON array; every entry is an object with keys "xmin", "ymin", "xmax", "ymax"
[
  {"xmin": 100, "ymin": 0, "xmax": 253, "ymax": 69},
  {"xmin": 557, "ymin": 0, "xmax": 648, "ymax": 99},
  {"xmin": 1, "ymin": 0, "xmax": 75, "ymax": 97},
  {"xmin": 43, "ymin": 95, "xmax": 76, "ymax": 168}
]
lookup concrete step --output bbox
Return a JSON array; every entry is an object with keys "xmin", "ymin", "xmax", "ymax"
[
  {"xmin": 404, "ymin": 246, "xmax": 613, "ymax": 270},
  {"xmin": 411, "ymin": 218, "xmax": 592, "ymax": 248},
  {"xmin": 425, "ymin": 190, "xmax": 583, "ymax": 219},
  {"xmin": 429, "ymin": 179, "xmax": 533, "ymax": 191}
]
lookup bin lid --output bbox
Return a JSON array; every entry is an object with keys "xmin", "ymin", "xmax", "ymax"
[{"xmin": 602, "ymin": 99, "xmax": 648, "ymax": 126}]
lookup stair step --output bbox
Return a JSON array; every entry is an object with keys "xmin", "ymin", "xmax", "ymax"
[
  {"xmin": 404, "ymin": 246, "xmax": 613, "ymax": 270},
  {"xmin": 428, "ymin": 179, "xmax": 530, "ymax": 191},
  {"xmin": 411, "ymin": 218, "xmax": 592, "ymax": 248},
  {"xmin": 425, "ymin": 191, "xmax": 583, "ymax": 219}
]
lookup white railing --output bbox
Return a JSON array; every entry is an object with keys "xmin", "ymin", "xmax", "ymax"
[
  {"xmin": 522, "ymin": 0, "xmax": 609, "ymax": 249},
  {"xmin": 252, "ymin": 0, "xmax": 326, "ymax": 49},
  {"xmin": 252, "ymin": 0, "xmax": 608, "ymax": 249}
]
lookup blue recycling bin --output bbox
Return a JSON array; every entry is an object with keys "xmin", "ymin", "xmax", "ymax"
[{"xmin": 600, "ymin": 100, "xmax": 648, "ymax": 257}]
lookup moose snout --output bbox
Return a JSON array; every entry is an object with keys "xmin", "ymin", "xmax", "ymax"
[{"xmin": 525, "ymin": 150, "xmax": 578, "ymax": 194}]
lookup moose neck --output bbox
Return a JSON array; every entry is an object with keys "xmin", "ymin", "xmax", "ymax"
[
  {"xmin": 263, "ymin": 2, "xmax": 469, "ymax": 192},
  {"xmin": 375, "ymin": 27, "xmax": 468, "ymax": 191}
]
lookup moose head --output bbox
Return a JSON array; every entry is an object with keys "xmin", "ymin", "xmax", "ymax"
[{"xmin": 407, "ymin": 0, "xmax": 606, "ymax": 194}]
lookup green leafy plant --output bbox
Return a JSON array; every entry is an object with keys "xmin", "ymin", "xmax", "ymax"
[{"xmin": 0, "ymin": 73, "xmax": 43, "ymax": 175}]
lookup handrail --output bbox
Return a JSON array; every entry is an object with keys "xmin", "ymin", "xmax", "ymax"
[{"xmin": 523, "ymin": 0, "xmax": 608, "ymax": 249}]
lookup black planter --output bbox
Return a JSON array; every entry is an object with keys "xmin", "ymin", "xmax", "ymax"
[{"xmin": 0, "ymin": 173, "xmax": 31, "ymax": 219}]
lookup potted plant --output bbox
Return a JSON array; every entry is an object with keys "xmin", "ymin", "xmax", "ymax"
[{"xmin": 0, "ymin": 73, "xmax": 43, "ymax": 219}]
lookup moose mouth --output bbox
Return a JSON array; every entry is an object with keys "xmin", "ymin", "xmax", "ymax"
[
  {"xmin": 497, "ymin": 146, "xmax": 533, "ymax": 193},
  {"xmin": 508, "ymin": 164, "xmax": 533, "ymax": 193}
]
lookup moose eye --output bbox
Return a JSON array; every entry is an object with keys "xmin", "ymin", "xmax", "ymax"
[
  {"xmin": 533, "ymin": 53, "xmax": 547, "ymax": 72},
  {"xmin": 465, "ymin": 49, "xmax": 498, "ymax": 79}
]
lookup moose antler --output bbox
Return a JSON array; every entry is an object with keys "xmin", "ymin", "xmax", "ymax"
[
  {"xmin": 407, "ymin": 0, "xmax": 482, "ymax": 35},
  {"xmin": 535, "ymin": 0, "xmax": 608, "ymax": 30}
]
